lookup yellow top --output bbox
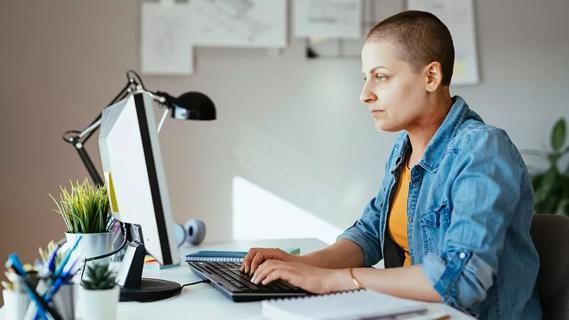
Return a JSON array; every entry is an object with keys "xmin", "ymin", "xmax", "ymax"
[{"xmin": 388, "ymin": 164, "xmax": 411, "ymax": 267}]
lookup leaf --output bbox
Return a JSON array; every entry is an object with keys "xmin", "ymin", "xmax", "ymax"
[
  {"xmin": 52, "ymin": 179, "xmax": 110, "ymax": 233},
  {"xmin": 551, "ymin": 118, "xmax": 566, "ymax": 152},
  {"xmin": 82, "ymin": 263, "xmax": 115, "ymax": 289},
  {"xmin": 533, "ymin": 169, "xmax": 561, "ymax": 213}
]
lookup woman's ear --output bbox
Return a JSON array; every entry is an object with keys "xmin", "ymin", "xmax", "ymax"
[{"xmin": 424, "ymin": 61, "xmax": 443, "ymax": 92}]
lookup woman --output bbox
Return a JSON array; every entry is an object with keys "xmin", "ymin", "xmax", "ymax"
[{"xmin": 240, "ymin": 11, "xmax": 541, "ymax": 319}]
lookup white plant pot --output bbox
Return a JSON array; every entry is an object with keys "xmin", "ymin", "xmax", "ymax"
[
  {"xmin": 65, "ymin": 232, "xmax": 112, "ymax": 267},
  {"xmin": 2, "ymin": 289, "xmax": 30, "ymax": 320},
  {"xmin": 76, "ymin": 286, "xmax": 119, "ymax": 320}
]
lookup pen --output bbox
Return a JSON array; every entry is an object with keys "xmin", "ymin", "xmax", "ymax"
[
  {"xmin": 46, "ymin": 245, "xmax": 60, "ymax": 273},
  {"xmin": 7, "ymin": 254, "xmax": 28, "ymax": 276},
  {"xmin": 44, "ymin": 258, "xmax": 78, "ymax": 303},
  {"xmin": 54, "ymin": 234, "xmax": 82, "ymax": 278}
]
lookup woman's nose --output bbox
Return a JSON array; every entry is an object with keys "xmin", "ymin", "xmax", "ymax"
[{"xmin": 360, "ymin": 84, "xmax": 377, "ymax": 104}]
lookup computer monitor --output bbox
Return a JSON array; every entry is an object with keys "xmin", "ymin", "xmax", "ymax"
[{"xmin": 99, "ymin": 92, "xmax": 179, "ymax": 267}]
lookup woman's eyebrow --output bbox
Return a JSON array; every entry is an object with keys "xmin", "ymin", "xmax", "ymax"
[{"xmin": 362, "ymin": 65, "xmax": 390, "ymax": 74}]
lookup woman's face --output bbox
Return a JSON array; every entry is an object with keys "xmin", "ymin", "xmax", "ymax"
[{"xmin": 360, "ymin": 40, "xmax": 428, "ymax": 132}]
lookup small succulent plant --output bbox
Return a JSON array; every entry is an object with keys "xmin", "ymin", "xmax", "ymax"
[{"xmin": 81, "ymin": 263, "xmax": 116, "ymax": 290}]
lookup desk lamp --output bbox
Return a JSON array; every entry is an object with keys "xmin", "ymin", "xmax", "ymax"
[{"xmin": 62, "ymin": 70, "xmax": 216, "ymax": 186}]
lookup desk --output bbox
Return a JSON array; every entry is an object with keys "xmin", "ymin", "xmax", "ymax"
[{"xmin": 1, "ymin": 238, "xmax": 473, "ymax": 319}]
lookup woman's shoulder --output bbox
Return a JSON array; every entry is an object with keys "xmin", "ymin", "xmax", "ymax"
[
  {"xmin": 452, "ymin": 112, "xmax": 511, "ymax": 149},
  {"xmin": 450, "ymin": 116, "xmax": 525, "ymax": 168}
]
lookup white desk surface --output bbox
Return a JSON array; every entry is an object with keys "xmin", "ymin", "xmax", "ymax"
[{"xmin": 1, "ymin": 238, "xmax": 473, "ymax": 319}]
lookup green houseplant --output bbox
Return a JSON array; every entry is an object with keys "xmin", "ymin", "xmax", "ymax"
[
  {"xmin": 51, "ymin": 179, "xmax": 111, "ymax": 233},
  {"xmin": 51, "ymin": 179, "xmax": 114, "ymax": 266},
  {"xmin": 526, "ymin": 118, "xmax": 569, "ymax": 215},
  {"xmin": 78, "ymin": 263, "xmax": 119, "ymax": 320}
]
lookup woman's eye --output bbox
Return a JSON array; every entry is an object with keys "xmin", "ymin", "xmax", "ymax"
[{"xmin": 375, "ymin": 74, "xmax": 387, "ymax": 81}]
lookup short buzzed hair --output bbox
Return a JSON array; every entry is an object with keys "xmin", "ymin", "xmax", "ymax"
[{"xmin": 366, "ymin": 10, "xmax": 455, "ymax": 86}]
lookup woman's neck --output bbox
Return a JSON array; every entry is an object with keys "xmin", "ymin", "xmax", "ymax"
[{"xmin": 407, "ymin": 92, "xmax": 453, "ymax": 168}]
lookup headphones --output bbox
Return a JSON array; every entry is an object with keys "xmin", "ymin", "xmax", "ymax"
[{"xmin": 174, "ymin": 219, "xmax": 206, "ymax": 247}]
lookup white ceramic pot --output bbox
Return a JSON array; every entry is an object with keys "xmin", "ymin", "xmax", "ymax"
[
  {"xmin": 76, "ymin": 286, "xmax": 119, "ymax": 320},
  {"xmin": 65, "ymin": 232, "xmax": 112, "ymax": 267},
  {"xmin": 2, "ymin": 289, "xmax": 30, "ymax": 320}
]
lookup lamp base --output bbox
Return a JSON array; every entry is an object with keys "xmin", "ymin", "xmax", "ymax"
[{"xmin": 119, "ymin": 278, "xmax": 181, "ymax": 302}]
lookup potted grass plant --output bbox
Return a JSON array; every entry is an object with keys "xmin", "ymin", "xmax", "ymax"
[
  {"xmin": 77, "ymin": 263, "xmax": 119, "ymax": 320},
  {"xmin": 51, "ymin": 179, "xmax": 113, "ymax": 266}
]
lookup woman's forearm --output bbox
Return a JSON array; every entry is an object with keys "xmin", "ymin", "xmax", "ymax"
[
  {"xmin": 330, "ymin": 265, "xmax": 442, "ymax": 302},
  {"xmin": 299, "ymin": 239, "xmax": 365, "ymax": 268}
]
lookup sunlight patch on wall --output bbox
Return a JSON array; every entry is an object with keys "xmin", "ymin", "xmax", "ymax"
[{"xmin": 232, "ymin": 176, "xmax": 342, "ymax": 244}]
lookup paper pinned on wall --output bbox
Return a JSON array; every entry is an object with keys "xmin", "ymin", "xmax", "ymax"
[
  {"xmin": 407, "ymin": 0, "xmax": 480, "ymax": 85},
  {"xmin": 141, "ymin": 2, "xmax": 193, "ymax": 75},
  {"xmin": 188, "ymin": 0, "xmax": 287, "ymax": 48},
  {"xmin": 293, "ymin": 0, "xmax": 362, "ymax": 40}
]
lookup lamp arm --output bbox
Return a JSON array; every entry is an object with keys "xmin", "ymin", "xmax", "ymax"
[
  {"xmin": 62, "ymin": 70, "xmax": 188, "ymax": 186},
  {"xmin": 62, "ymin": 75, "xmax": 137, "ymax": 186}
]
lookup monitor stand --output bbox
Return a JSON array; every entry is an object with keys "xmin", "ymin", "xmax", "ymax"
[{"xmin": 116, "ymin": 241, "xmax": 181, "ymax": 302}]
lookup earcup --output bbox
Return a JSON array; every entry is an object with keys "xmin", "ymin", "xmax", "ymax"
[
  {"xmin": 174, "ymin": 223, "xmax": 187, "ymax": 247},
  {"xmin": 184, "ymin": 219, "xmax": 206, "ymax": 245}
]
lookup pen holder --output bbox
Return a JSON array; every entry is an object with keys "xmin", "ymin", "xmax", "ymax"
[
  {"xmin": 2, "ymin": 289, "xmax": 30, "ymax": 320},
  {"xmin": 52, "ymin": 283, "xmax": 75, "ymax": 320},
  {"xmin": 22, "ymin": 281, "xmax": 75, "ymax": 320}
]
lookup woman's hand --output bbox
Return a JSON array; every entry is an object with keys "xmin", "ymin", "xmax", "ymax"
[
  {"xmin": 240, "ymin": 248, "xmax": 300, "ymax": 275},
  {"xmin": 250, "ymin": 260, "xmax": 349, "ymax": 294}
]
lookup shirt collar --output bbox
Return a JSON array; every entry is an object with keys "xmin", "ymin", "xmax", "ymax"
[{"xmin": 392, "ymin": 96, "xmax": 471, "ymax": 173}]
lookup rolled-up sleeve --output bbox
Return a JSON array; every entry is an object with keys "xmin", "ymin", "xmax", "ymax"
[
  {"xmin": 422, "ymin": 128, "xmax": 526, "ymax": 310},
  {"xmin": 337, "ymin": 197, "xmax": 383, "ymax": 266}
]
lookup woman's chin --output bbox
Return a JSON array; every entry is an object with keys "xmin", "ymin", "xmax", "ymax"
[{"xmin": 374, "ymin": 120, "xmax": 399, "ymax": 133}]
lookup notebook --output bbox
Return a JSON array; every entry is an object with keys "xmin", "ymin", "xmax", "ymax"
[
  {"xmin": 185, "ymin": 248, "xmax": 301, "ymax": 263},
  {"xmin": 262, "ymin": 289, "xmax": 428, "ymax": 320},
  {"xmin": 185, "ymin": 251, "xmax": 248, "ymax": 262}
]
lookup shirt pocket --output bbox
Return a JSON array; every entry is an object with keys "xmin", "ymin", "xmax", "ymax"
[{"xmin": 419, "ymin": 200, "xmax": 452, "ymax": 255}]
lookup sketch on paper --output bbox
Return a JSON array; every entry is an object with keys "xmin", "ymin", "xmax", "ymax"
[
  {"xmin": 407, "ymin": 0, "xmax": 479, "ymax": 85},
  {"xmin": 294, "ymin": 0, "xmax": 362, "ymax": 39},
  {"xmin": 141, "ymin": 2, "xmax": 193, "ymax": 75},
  {"xmin": 189, "ymin": 0, "xmax": 287, "ymax": 48}
]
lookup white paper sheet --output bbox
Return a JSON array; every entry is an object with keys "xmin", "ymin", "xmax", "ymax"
[
  {"xmin": 141, "ymin": 2, "xmax": 193, "ymax": 75},
  {"xmin": 407, "ymin": 0, "xmax": 479, "ymax": 85},
  {"xmin": 189, "ymin": 0, "xmax": 287, "ymax": 48},
  {"xmin": 294, "ymin": 0, "xmax": 362, "ymax": 39}
]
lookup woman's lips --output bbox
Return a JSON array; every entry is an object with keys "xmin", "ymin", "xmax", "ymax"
[{"xmin": 370, "ymin": 109, "xmax": 384, "ymax": 118}]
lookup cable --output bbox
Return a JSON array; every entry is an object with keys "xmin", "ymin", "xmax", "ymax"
[
  {"xmin": 79, "ymin": 221, "xmax": 129, "ymax": 281},
  {"xmin": 181, "ymin": 279, "xmax": 210, "ymax": 289}
]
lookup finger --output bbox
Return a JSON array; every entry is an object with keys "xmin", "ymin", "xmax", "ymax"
[
  {"xmin": 249, "ymin": 252, "xmax": 266, "ymax": 275},
  {"xmin": 240, "ymin": 248, "xmax": 258, "ymax": 272},
  {"xmin": 261, "ymin": 269, "xmax": 284, "ymax": 286},
  {"xmin": 252, "ymin": 260, "xmax": 278, "ymax": 284}
]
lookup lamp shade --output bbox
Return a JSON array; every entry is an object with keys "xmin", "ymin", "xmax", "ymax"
[{"xmin": 156, "ymin": 91, "xmax": 216, "ymax": 121}]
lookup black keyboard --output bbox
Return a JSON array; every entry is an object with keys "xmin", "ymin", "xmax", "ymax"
[{"xmin": 188, "ymin": 261, "xmax": 308, "ymax": 302}]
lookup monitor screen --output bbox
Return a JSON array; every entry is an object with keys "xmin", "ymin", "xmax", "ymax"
[{"xmin": 99, "ymin": 92, "xmax": 179, "ymax": 266}]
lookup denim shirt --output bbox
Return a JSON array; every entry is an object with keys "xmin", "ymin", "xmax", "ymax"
[{"xmin": 338, "ymin": 96, "xmax": 542, "ymax": 319}]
